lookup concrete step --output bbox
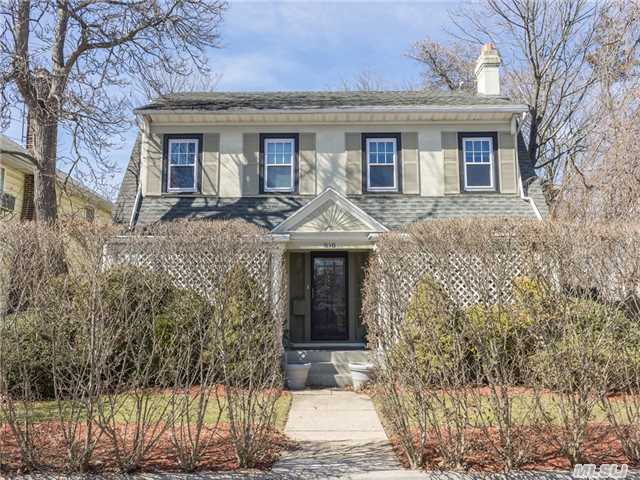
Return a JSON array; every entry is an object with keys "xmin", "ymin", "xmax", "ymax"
[
  {"xmin": 285, "ymin": 350, "xmax": 372, "ymax": 388},
  {"xmin": 307, "ymin": 361, "xmax": 350, "ymax": 376},
  {"xmin": 307, "ymin": 372, "xmax": 353, "ymax": 388},
  {"xmin": 286, "ymin": 349, "xmax": 371, "ymax": 365}
]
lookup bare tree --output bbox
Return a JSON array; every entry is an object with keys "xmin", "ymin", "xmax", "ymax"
[
  {"xmin": 407, "ymin": 37, "xmax": 477, "ymax": 92},
  {"xmin": 0, "ymin": 0, "xmax": 226, "ymax": 223},
  {"xmin": 410, "ymin": 0, "xmax": 602, "ymax": 187},
  {"xmin": 553, "ymin": 1, "xmax": 640, "ymax": 220},
  {"xmin": 337, "ymin": 70, "xmax": 390, "ymax": 92},
  {"xmin": 135, "ymin": 67, "xmax": 223, "ymax": 102}
]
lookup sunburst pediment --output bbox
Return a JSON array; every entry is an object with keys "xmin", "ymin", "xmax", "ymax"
[
  {"xmin": 272, "ymin": 187, "xmax": 388, "ymax": 234},
  {"xmin": 291, "ymin": 201, "xmax": 368, "ymax": 232}
]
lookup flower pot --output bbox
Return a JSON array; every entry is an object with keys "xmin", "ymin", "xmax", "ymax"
[
  {"xmin": 349, "ymin": 362, "xmax": 373, "ymax": 391},
  {"xmin": 285, "ymin": 363, "xmax": 311, "ymax": 390}
]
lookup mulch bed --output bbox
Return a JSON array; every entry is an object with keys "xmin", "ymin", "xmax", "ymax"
[
  {"xmin": 388, "ymin": 424, "xmax": 633, "ymax": 472},
  {"xmin": 0, "ymin": 421, "xmax": 294, "ymax": 475}
]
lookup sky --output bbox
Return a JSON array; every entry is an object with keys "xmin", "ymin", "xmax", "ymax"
[{"xmin": 4, "ymin": 0, "xmax": 459, "ymax": 200}]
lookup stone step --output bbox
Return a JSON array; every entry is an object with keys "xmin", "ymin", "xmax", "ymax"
[
  {"xmin": 286, "ymin": 349, "xmax": 371, "ymax": 365},
  {"xmin": 285, "ymin": 349, "xmax": 372, "ymax": 388}
]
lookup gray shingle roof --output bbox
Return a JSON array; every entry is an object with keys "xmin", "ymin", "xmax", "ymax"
[
  {"xmin": 137, "ymin": 90, "xmax": 518, "ymax": 112},
  {"xmin": 350, "ymin": 195, "xmax": 538, "ymax": 228},
  {"xmin": 132, "ymin": 194, "xmax": 537, "ymax": 230},
  {"xmin": 135, "ymin": 196, "xmax": 309, "ymax": 230}
]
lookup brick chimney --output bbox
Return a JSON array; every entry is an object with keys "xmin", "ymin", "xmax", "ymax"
[{"xmin": 475, "ymin": 43, "xmax": 502, "ymax": 96}]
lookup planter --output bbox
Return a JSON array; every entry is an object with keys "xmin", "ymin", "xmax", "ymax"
[
  {"xmin": 349, "ymin": 362, "xmax": 373, "ymax": 391},
  {"xmin": 285, "ymin": 363, "xmax": 311, "ymax": 390}
]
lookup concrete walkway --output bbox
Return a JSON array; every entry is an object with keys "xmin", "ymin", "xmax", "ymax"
[{"xmin": 270, "ymin": 388, "xmax": 425, "ymax": 479}]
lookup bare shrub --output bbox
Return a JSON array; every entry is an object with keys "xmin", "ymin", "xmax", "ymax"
[
  {"xmin": 404, "ymin": 278, "xmax": 473, "ymax": 469},
  {"xmin": 364, "ymin": 219, "xmax": 640, "ymax": 471},
  {"xmin": 214, "ymin": 265, "xmax": 284, "ymax": 467},
  {"xmin": 0, "ymin": 219, "xmax": 287, "ymax": 474},
  {"xmin": 518, "ymin": 223, "xmax": 636, "ymax": 467}
]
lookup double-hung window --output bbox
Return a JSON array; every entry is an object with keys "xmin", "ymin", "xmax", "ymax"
[
  {"xmin": 462, "ymin": 136, "xmax": 495, "ymax": 191},
  {"xmin": 167, "ymin": 138, "xmax": 199, "ymax": 192},
  {"xmin": 264, "ymin": 137, "xmax": 295, "ymax": 192},
  {"xmin": 366, "ymin": 137, "xmax": 398, "ymax": 191}
]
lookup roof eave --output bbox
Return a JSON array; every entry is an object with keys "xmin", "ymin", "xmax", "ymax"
[
  {"xmin": 0, "ymin": 149, "xmax": 37, "ymax": 173},
  {"xmin": 134, "ymin": 104, "xmax": 529, "ymax": 116}
]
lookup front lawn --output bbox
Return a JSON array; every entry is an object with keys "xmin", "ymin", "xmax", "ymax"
[
  {"xmin": 1, "ymin": 388, "xmax": 292, "ymax": 428},
  {"xmin": 371, "ymin": 387, "xmax": 638, "ymax": 471},
  {"xmin": 0, "ymin": 389, "xmax": 293, "ymax": 474}
]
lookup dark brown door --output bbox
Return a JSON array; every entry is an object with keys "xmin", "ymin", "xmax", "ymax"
[{"xmin": 311, "ymin": 253, "xmax": 348, "ymax": 341}]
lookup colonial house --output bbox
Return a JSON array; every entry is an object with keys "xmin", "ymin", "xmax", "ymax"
[
  {"xmin": 0, "ymin": 134, "xmax": 113, "ymax": 222},
  {"xmin": 114, "ymin": 44, "xmax": 546, "ymax": 386}
]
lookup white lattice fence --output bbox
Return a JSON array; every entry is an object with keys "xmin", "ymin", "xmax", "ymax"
[
  {"xmin": 380, "ymin": 248, "xmax": 528, "ymax": 318},
  {"xmin": 103, "ymin": 236, "xmax": 280, "ymax": 302}
]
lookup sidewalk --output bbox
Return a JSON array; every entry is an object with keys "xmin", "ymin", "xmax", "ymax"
[{"xmin": 270, "ymin": 388, "xmax": 425, "ymax": 479}]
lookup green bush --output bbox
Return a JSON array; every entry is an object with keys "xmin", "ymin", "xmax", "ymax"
[
  {"xmin": 396, "ymin": 278, "xmax": 465, "ymax": 382},
  {"xmin": 528, "ymin": 296, "xmax": 631, "ymax": 391},
  {"xmin": 216, "ymin": 265, "xmax": 278, "ymax": 386},
  {"xmin": 1, "ymin": 266, "xmax": 215, "ymax": 398},
  {"xmin": 464, "ymin": 303, "xmax": 533, "ymax": 383}
]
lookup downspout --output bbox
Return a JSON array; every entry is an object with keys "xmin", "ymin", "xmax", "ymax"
[
  {"xmin": 128, "ymin": 185, "xmax": 142, "ymax": 230},
  {"xmin": 514, "ymin": 113, "xmax": 542, "ymax": 220}
]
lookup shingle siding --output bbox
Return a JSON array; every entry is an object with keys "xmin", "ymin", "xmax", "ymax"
[{"xmin": 113, "ymin": 134, "xmax": 141, "ymax": 224}]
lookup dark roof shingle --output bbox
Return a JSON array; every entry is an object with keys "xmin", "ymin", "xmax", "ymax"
[
  {"xmin": 132, "ymin": 194, "xmax": 537, "ymax": 230},
  {"xmin": 137, "ymin": 90, "xmax": 518, "ymax": 112}
]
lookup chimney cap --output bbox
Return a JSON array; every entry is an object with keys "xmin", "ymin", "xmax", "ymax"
[{"xmin": 481, "ymin": 42, "xmax": 497, "ymax": 55}]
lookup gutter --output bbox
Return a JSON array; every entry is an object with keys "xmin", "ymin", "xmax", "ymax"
[{"xmin": 514, "ymin": 113, "xmax": 543, "ymax": 220}]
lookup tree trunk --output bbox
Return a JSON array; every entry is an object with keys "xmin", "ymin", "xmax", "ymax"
[{"xmin": 30, "ymin": 113, "xmax": 59, "ymax": 223}]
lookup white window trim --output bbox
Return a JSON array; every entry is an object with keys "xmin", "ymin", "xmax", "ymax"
[
  {"xmin": 167, "ymin": 138, "xmax": 199, "ymax": 193},
  {"xmin": 366, "ymin": 137, "xmax": 398, "ymax": 192},
  {"xmin": 264, "ymin": 138, "xmax": 295, "ymax": 193},
  {"xmin": 462, "ymin": 136, "xmax": 495, "ymax": 191}
]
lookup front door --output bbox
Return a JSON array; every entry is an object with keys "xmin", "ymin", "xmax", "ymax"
[{"xmin": 311, "ymin": 253, "xmax": 348, "ymax": 341}]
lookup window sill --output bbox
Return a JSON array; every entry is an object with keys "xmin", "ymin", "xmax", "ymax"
[
  {"xmin": 463, "ymin": 189, "xmax": 498, "ymax": 193},
  {"xmin": 364, "ymin": 190, "xmax": 402, "ymax": 194}
]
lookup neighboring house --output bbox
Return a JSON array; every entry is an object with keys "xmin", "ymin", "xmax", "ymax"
[
  {"xmin": 115, "ymin": 44, "xmax": 547, "ymax": 383},
  {"xmin": 0, "ymin": 134, "xmax": 113, "ymax": 222}
]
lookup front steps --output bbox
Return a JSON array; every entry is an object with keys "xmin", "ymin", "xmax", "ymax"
[{"xmin": 286, "ymin": 349, "xmax": 371, "ymax": 388}]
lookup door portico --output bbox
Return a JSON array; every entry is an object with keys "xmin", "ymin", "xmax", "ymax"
[{"xmin": 268, "ymin": 188, "xmax": 387, "ymax": 348}]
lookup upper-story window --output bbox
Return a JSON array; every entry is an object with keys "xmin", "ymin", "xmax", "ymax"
[
  {"xmin": 167, "ymin": 138, "xmax": 199, "ymax": 192},
  {"xmin": 264, "ymin": 137, "xmax": 295, "ymax": 192},
  {"xmin": 462, "ymin": 136, "xmax": 495, "ymax": 191},
  {"xmin": 365, "ymin": 136, "xmax": 399, "ymax": 192}
]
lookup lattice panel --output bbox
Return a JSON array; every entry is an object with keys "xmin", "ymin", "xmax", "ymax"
[
  {"xmin": 379, "ymin": 248, "xmax": 528, "ymax": 321},
  {"xmin": 103, "ymin": 238, "xmax": 279, "ymax": 302}
]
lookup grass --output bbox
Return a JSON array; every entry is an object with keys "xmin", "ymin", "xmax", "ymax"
[
  {"xmin": 0, "ymin": 389, "xmax": 292, "ymax": 430},
  {"xmin": 372, "ymin": 388, "xmax": 637, "ymax": 426}
]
